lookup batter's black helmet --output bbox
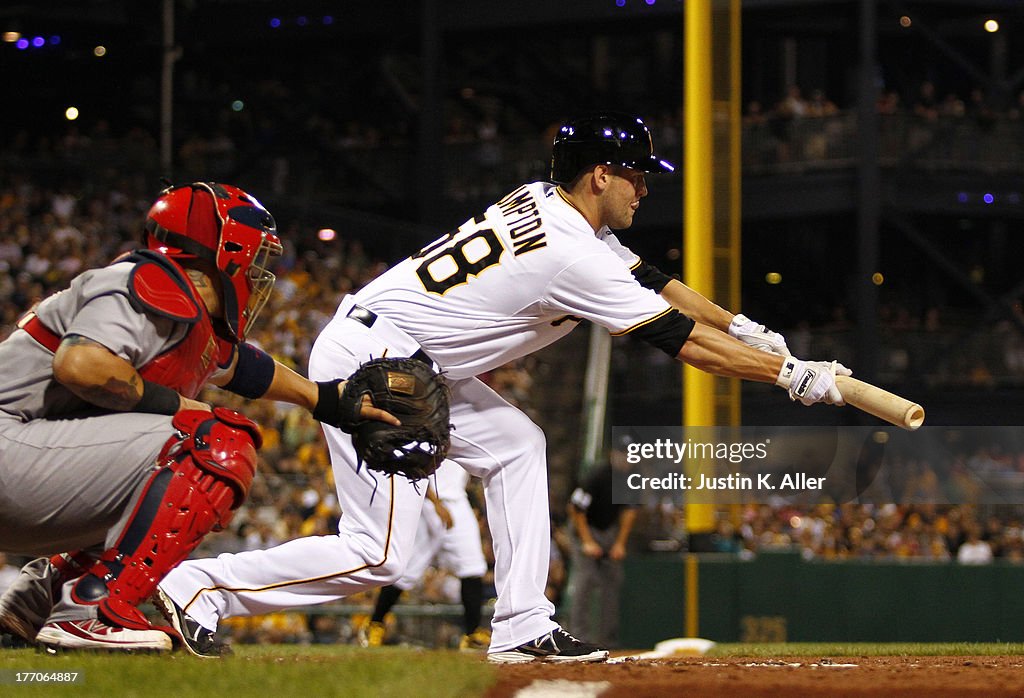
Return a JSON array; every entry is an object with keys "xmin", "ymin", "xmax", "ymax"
[{"xmin": 550, "ymin": 112, "xmax": 675, "ymax": 184}]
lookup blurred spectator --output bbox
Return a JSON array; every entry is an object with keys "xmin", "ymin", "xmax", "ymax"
[
  {"xmin": 956, "ymin": 524, "xmax": 994, "ymax": 565},
  {"xmin": 807, "ymin": 89, "xmax": 838, "ymax": 118},
  {"xmin": 939, "ymin": 92, "xmax": 965, "ymax": 119},
  {"xmin": 711, "ymin": 517, "xmax": 744, "ymax": 554},
  {"xmin": 967, "ymin": 87, "xmax": 996, "ymax": 132},
  {"xmin": 912, "ymin": 80, "xmax": 940, "ymax": 121},
  {"xmin": 768, "ymin": 85, "xmax": 809, "ymax": 162},
  {"xmin": 779, "ymin": 84, "xmax": 809, "ymax": 119},
  {"xmin": 548, "ymin": 515, "xmax": 571, "ymax": 610},
  {"xmin": 876, "ymin": 89, "xmax": 902, "ymax": 115}
]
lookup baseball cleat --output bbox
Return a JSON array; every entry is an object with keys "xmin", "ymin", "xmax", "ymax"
[
  {"xmin": 35, "ymin": 619, "xmax": 172, "ymax": 652},
  {"xmin": 153, "ymin": 587, "xmax": 229, "ymax": 658},
  {"xmin": 486, "ymin": 627, "xmax": 608, "ymax": 664},
  {"xmin": 459, "ymin": 628, "xmax": 492, "ymax": 652},
  {"xmin": 357, "ymin": 620, "xmax": 386, "ymax": 648}
]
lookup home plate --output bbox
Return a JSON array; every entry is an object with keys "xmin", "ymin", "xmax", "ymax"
[
  {"xmin": 608, "ymin": 637, "xmax": 716, "ymax": 663},
  {"xmin": 513, "ymin": 679, "xmax": 611, "ymax": 697}
]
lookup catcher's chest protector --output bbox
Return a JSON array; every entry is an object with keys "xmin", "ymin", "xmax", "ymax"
[
  {"xmin": 139, "ymin": 325, "xmax": 227, "ymax": 399},
  {"xmin": 127, "ymin": 252, "xmax": 234, "ymax": 398}
]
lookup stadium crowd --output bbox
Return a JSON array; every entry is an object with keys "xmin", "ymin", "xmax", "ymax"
[{"xmin": 8, "ymin": 66, "xmax": 1024, "ymax": 210}]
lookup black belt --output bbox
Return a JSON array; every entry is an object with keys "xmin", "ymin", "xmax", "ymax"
[
  {"xmin": 346, "ymin": 305, "xmax": 431, "ymax": 365},
  {"xmin": 346, "ymin": 305, "xmax": 378, "ymax": 328}
]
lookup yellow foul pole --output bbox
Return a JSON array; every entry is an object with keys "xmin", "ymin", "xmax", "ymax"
[
  {"xmin": 683, "ymin": 0, "xmax": 743, "ymax": 637},
  {"xmin": 684, "ymin": 0, "xmax": 715, "ymax": 428}
]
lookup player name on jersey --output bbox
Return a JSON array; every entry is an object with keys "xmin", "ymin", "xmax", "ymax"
[{"xmin": 497, "ymin": 185, "xmax": 547, "ymax": 256}]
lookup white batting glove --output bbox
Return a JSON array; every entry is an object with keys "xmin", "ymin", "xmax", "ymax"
[
  {"xmin": 776, "ymin": 357, "xmax": 852, "ymax": 406},
  {"xmin": 729, "ymin": 313, "xmax": 791, "ymax": 356}
]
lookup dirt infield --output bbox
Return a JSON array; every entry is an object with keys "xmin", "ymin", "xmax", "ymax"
[{"xmin": 486, "ymin": 655, "xmax": 1024, "ymax": 697}]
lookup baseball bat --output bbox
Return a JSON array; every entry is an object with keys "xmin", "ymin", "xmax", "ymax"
[{"xmin": 836, "ymin": 375, "xmax": 925, "ymax": 431}]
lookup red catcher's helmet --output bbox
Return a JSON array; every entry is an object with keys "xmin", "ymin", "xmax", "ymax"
[{"xmin": 144, "ymin": 182, "xmax": 282, "ymax": 342}]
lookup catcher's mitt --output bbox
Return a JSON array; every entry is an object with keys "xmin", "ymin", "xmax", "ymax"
[{"xmin": 338, "ymin": 357, "xmax": 451, "ymax": 481}]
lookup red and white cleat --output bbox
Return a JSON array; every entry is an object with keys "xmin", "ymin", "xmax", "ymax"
[{"xmin": 35, "ymin": 619, "xmax": 172, "ymax": 652}]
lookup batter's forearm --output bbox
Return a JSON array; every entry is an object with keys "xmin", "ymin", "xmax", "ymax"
[
  {"xmin": 660, "ymin": 279, "xmax": 733, "ymax": 332},
  {"xmin": 676, "ymin": 323, "xmax": 784, "ymax": 383}
]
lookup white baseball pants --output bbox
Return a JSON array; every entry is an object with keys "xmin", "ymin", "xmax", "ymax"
[
  {"xmin": 393, "ymin": 462, "xmax": 488, "ymax": 591},
  {"xmin": 160, "ymin": 299, "xmax": 557, "ymax": 651}
]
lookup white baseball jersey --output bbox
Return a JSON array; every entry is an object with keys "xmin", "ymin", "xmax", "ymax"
[
  {"xmin": 355, "ymin": 181, "xmax": 675, "ymax": 378},
  {"xmin": 159, "ymin": 181, "xmax": 690, "ymax": 654}
]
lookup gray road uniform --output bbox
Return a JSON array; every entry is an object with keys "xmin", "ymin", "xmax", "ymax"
[
  {"xmin": 0, "ymin": 261, "xmax": 185, "ymax": 554},
  {"xmin": 0, "ymin": 251, "xmax": 260, "ymax": 640}
]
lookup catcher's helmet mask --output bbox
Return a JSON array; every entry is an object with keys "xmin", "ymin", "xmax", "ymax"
[
  {"xmin": 550, "ymin": 112, "xmax": 675, "ymax": 184},
  {"xmin": 144, "ymin": 181, "xmax": 282, "ymax": 342}
]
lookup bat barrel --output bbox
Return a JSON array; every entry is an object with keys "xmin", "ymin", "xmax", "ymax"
[
  {"xmin": 835, "ymin": 375, "xmax": 925, "ymax": 431},
  {"xmin": 903, "ymin": 403, "xmax": 926, "ymax": 430}
]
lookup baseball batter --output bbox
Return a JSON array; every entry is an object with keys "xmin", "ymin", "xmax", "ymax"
[
  {"xmin": 158, "ymin": 113, "xmax": 850, "ymax": 663},
  {"xmin": 359, "ymin": 459, "xmax": 491, "ymax": 650},
  {"xmin": 0, "ymin": 182, "xmax": 395, "ymax": 653}
]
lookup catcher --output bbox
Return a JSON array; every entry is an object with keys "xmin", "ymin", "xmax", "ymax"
[{"xmin": 0, "ymin": 182, "xmax": 438, "ymax": 653}]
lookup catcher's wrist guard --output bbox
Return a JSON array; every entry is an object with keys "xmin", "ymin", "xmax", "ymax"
[
  {"xmin": 313, "ymin": 378, "xmax": 362, "ymax": 432},
  {"xmin": 223, "ymin": 343, "xmax": 276, "ymax": 399},
  {"xmin": 136, "ymin": 379, "xmax": 180, "ymax": 415}
]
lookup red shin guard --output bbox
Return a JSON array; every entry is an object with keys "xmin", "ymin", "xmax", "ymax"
[{"xmin": 70, "ymin": 408, "xmax": 261, "ymax": 627}]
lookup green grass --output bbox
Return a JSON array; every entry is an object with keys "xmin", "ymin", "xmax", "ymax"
[
  {"xmin": 0, "ymin": 645, "xmax": 496, "ymax": 698},
  {"xmin": 6, "ymin": 642, "xmax": 1024, "ymax": 697},
  {"xmin": 708, "ymin": 642, "xmax": 1024, "ymax": 657}
]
